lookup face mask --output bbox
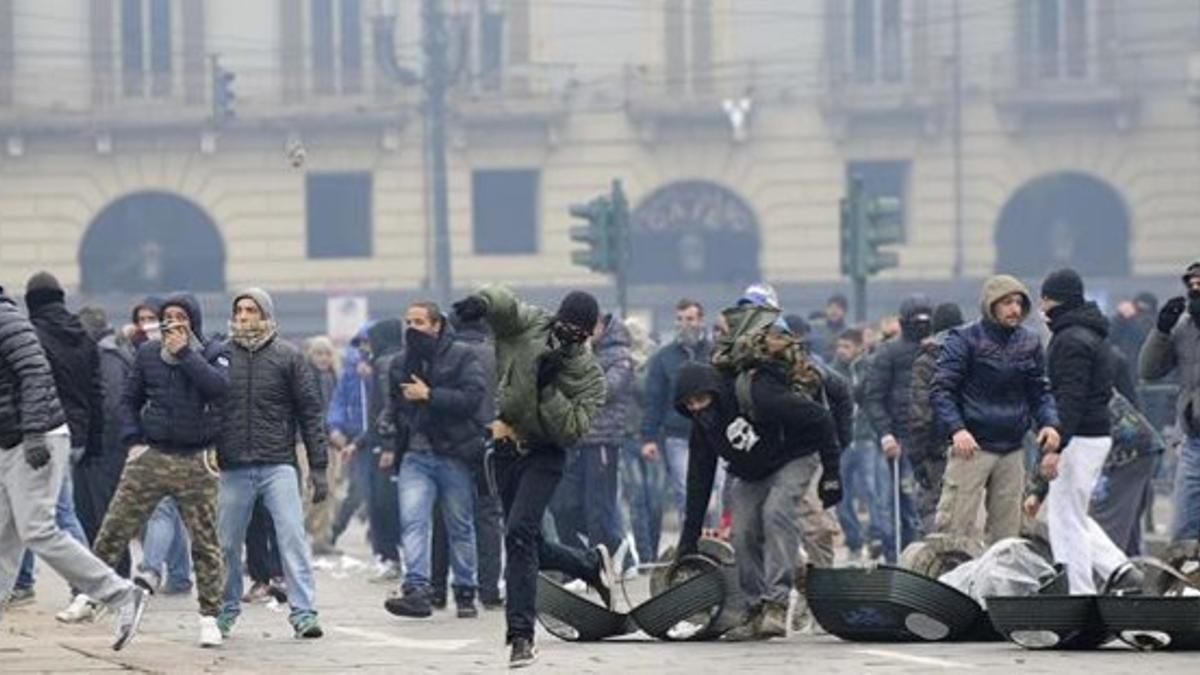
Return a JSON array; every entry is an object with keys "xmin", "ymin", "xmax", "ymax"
[
  {"xmin": 902, "ymin": 320, "xmax": 932, "ymax": 342},
  {"xmin": 141, "ymin": 320, "xmax": 161, "ymax": 343},
  {"xmin": 692, "ymin": 405, "xmax": 719, "ymax": 429},
  {"xmin": 405, "ymin": 328, "xmax": 438, "ymax": 359},
  {"xmin": 676, "ymin": 324, "xmax": 703, "ymax": 347},
  {"xmin": 552, "ymin": 321, "xmax": 589, "ymax": 346},
  {"xmin": 1188, "ymin": 290, "xmax": 1200, "ymax": 321}
]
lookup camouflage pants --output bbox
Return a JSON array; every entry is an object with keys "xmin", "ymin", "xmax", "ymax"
[{"xmin": 93, "ymin": 446, "xmax": 224, "ymax": 616}]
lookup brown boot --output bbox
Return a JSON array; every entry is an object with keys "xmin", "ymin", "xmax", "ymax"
[
  {"xmin": 758, "ymin": 601, "xmax": 788, "ymax": 639},
  {"xmin": 723, "ymin": 603, "xmax": 766, "ymax": 641}
]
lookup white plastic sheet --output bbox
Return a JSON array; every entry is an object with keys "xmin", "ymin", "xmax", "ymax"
[{"xmin": 938, "ymin": 537, "xmax": 1056, "ymax": 608}]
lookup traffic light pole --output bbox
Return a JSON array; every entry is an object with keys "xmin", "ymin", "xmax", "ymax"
[
  {"xmin": 611, "ymin": 180, "xmax": 630, "ymax": 319},
  {"xmin": 423, "ymin": 0, "xmax": 452, "ymax": 307},
  {"xmin": 853, "ymin": 276, "xmax": 867, "ymax": 324}
]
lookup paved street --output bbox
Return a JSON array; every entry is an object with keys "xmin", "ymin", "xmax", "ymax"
[{"xmin": 2, "ymin": 522, "xmax": 1198, "ymax": 674}]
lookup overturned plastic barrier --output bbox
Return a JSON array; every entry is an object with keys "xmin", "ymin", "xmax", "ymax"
[
  {"xmin": 535, "ymin": 539, "xmax": 742, "ymax": 642},
  {"xmin": 1097, "ymin": 597, "xmax": 1200, "ymax": 651},
  {"xmin": 987, "ymin": 595, "xmax": 1109, "ymax": 650},
  {"xmin": 806, "ymin": 565, "xmax": 989, "ymax": 642}
]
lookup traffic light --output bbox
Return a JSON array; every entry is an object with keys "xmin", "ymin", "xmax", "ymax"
[
  {"xmin": 863, "ymin": 195, "xmax": 903, "ymax": 275},
  {"xmin": 839, "ymin": 196, "xmax": 857, "ymax": 277},
  {"xmin": 569, "ymin": 196, "xmax": 614, "ymax": 273},
  {"xmin": 842, "ymin": 176, "xmax": 902, "ymax": 279},
  {"xmin": 211, "ymin": 57, "xmax": 236, "ymax": 124}
]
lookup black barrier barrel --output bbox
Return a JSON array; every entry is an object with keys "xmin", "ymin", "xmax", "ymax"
[
  {"xmin": 535, "ymin": 575, "xmax": 633, "ymax": 642},
  {"xmin": 807, "ymin": 565, "xmax": 985, "ymax": 642},
  {"xmin": 1097, "ymin": 596, "xmax": 1200, "ymax": 651},
  {"xmin": 987, "ymin": 596, "xmax": 1109, "ymax": 650}
]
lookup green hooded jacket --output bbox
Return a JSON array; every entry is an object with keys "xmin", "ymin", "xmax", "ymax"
[{"xmin": 478, "ymin": 286, "xmax": 606, "ymax": 448}]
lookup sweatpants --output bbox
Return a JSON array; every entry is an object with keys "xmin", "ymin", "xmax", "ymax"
[
  {"xmin": 0, "ymin": 432, "xmax": 134, "ymax": 615},
  {"xmin": 731, "ymin": 454, "xmax": 819, "ymax": 607}
]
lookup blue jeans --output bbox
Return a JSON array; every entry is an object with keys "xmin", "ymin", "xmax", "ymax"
[
  {"xmin": 1170, "ymin": 435, "xmax": 1200, "ymax": 542},
  {"xmin": 836, "ymin": 441, "xmax": 888, "ymax": 553},
  {"xmin": 663, "ymin": 436, "xmax": 725, "ymax": 528},
  {"xmin": 139, "ymin": 497, "xmax": 193, "ymax": 591},
  {"xmin": 16, "ymin": 464, "xmax": 89, "ymax": 590},
  {"xmin": 875, "ymin": 451, "xmax": 921, "ymax": 563},
  {"xmin": 218, "ymin": 464, "xmax": 317, "ymax": 622},
  {"xmin": 662, "ymin": 436, "xmax": 690, "ymax": 521},
  {"xmin": 398, "ymin": 452, "xmax": 477, "ymax": 595},
  {"xmin": 620, "ymin": 443, "xmax": 664, "ymax": 564}
]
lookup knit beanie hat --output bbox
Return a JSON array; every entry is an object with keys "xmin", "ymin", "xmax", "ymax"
[
  {"xmin": 555, "ymin": 291, "xmax": 599, "ymax": 331},
  {"xmin": 932, "ymin": 302, "xmax": 965, "ymax": 333},
  {"xmin": 1040, "ymin": 268, "xmax": 1085, "ymax": 307},
  {"xmin": 24, "ymin": 271, "xmax": 65, "ymax": 311},
  {"xmin": 233, "ymin": 287, "xmax": 276, "ymax": 320}
]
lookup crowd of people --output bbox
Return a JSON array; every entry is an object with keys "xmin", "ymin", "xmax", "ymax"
[{"xmin": 1, "ymin": 257, "xmax": 1198, "ymax": 668}]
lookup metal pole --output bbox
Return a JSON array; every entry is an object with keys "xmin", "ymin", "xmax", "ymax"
[
  {"xmin": 892, "ymin": 457, "xmax": 902, "ymax": 562},
  {"xmin": 853, "ymin": 276, "xmax": 867, "ymax": 324},
  {"xmin": 423, "ymin": 0, "xmax": 452, "ymax": 306},
  {"xmin": 951, "ymin": 0, "xmax": 965, "ymax": 279}
]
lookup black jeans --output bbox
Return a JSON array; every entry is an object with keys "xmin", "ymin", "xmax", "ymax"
[
  {"xmin": 431, "ymin": 482, "xmax": 505, "ymax": 605},
  {"xmin": 495, "ymin": 445, "xmax": 597, "ymax": 643},
  {"xmin": 366, "ymin": 453, "xmax": 401, "ymax": 563},
  {"xmin": 73, "ymin": 454, "xmax": 131, "ymax": 577},
  {"xmin": 551, "ymin": 444, "xmax": 623, "ymax": 557},
  {"xmin": 246, "ymin": 499, "xmax": 282, "ymax": 584}
]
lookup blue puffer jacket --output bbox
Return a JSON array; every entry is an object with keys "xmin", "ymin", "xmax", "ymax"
[
  {"xmin": 931, "ymin": 276, "xmax": 1059, "ymax": 453},
  {"xmin": 579, "ymin": 316, "xmax": 636, "ymax": 447},
  {"xmin": 120, "ymin": 294, "xmax": 230, "ymax": 453}
]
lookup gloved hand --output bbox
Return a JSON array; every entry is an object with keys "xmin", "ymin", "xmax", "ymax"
[
  {"xmin": 1158, "ymin": 296, "xmax": 1186, "ymax": 334},
  {"xmin": 24, "ymin": 433, "xmax": 51, "ymax": 471},
  {"xmin": 536, "ymin": 349, "xmax": 569, "ymax": 390},
  {"xmin": 452, "ymin": 296, "xmax": 488, "ymax": 323},
  {"xmin": 310, "ymin": 469, "xmax": 330, "ymax": 504},
  {"xmin": 818, "ymin": 468, "xmax": 843, "ymax": 509}
]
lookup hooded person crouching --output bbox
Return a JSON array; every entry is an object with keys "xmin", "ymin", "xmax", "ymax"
[{"xmin": 672, "ymin": 360, "xmax": 839, "ymax": 640}]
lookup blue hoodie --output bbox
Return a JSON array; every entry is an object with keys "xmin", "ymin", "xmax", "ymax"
[{"xmin": 327, "ymin": 321, "xmax": 374, "ymax": 440}]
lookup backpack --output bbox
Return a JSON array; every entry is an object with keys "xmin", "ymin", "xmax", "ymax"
[{"xmin": 712, "ymin": 304, "xmax": 829, "ymax": 422}]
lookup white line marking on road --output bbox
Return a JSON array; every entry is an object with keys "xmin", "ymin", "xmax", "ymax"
[
  {"xmin": 331, "ymin": 625, "xmax": 477, "ymax": 652},
  {"xmin": 855, "ymin": 648, "xmax": 978, "ymax": 669}
]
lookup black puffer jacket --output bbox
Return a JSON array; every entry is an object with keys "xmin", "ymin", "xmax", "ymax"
[
  {"xmin": 28, "ymin": 302, "xmax": 104, "ymax": 455},
  {"xmin": 387, "ymin": 326, "xmax": 487, "ymax": 463},
  {"xmin": 220, "ymin": 334, "xmax": 329, "ymax": 471},
  {"xmin": 121, "ymin": 295, "xmax": 229, "ymax": 453},
  {"xmin": 1046, "ymin": 301, "xmax": 1115, "ymax": 446},
  {"xmin": 864, "ymin": 296, "xmax": 932, "ymax": 442},
  {"xmin": 0, "ymin": 293, "xmax": 67, "ymax": 448},
  {"xmin": 96, "ymin": 333, "xmax": 133, "ymax": 458}
]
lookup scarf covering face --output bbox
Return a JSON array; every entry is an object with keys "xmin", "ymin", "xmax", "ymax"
[{"xmin": 230, "ymin": 318, "xmax": 277, "ymax": 352}]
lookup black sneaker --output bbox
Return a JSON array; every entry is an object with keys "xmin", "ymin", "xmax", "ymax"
[
  {"xmin": 384, "ymin": 593, "xmax": 433, "ymax": 618},
  {"xmin": 508, "ymin": 637, "xmax": 538, "ymax": 669},
  {"xmin": 590, "ymin": 544, "xmax": 615, "ymax": 610},
  {"xmin": 431, "ymin": 589, "xmax": 447, "ymax": 610},
  {"xmin": 456, "ymin": 602, "xmax": 478, "ymax": 619},
  {"xmin": 482, "ymin": 599, "xmax": 505, "ymax": 611}
]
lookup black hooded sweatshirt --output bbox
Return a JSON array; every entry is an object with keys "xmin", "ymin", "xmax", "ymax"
[
  {"xmin": 28, "ymin": 302, "xmax": 104, "ymax": 455},
  {"xmin": 674, "ymin": 362, "xmax": 838, "ymax": 553},
  {"xmin": 1046, "ymin": 300, "xmax": 1115, "ymax": 446},
  {"xmin": 863, "ymin": 295, "xmax": 932, "ymax": 442}
]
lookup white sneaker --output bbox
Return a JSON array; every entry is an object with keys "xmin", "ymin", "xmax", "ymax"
[
  {"xmin": 198, "ymin": 615, "xmax": 223, "ymax": 648},
  {"xmin": 112, "ymin": 587, "xmax": 149, "ymax": 651},
  {"xmin": 56, "ymin": 594, "xmax": 101, "ymax": 624}
]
